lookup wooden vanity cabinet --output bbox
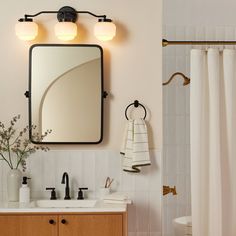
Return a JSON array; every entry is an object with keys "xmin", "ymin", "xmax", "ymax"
[
  {"xmin": 0, "ymin": 212, "xmax": 127, "ymax": 236},
  {"xmin": 59, "ymin": 214, "xmax": 124, "ymax": 236},
  {"xmin": 0, "ymin": 215, "xmax": 57, "ymax": 236}
]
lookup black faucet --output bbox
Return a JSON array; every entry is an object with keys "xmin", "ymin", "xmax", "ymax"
[{"xmin": 61, "ymin": 172, "xmax": 71, "ymax": 200}]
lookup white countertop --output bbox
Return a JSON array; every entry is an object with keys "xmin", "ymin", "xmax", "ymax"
[{"xmin": 0, "ymin": 200, "xmax": 127, "ymax": 213}]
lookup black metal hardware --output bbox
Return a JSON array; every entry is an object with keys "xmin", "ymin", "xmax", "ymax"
[
  {"xmin": 49, "ymin": 219, "xmax": 55, "ymax": 225},
  {"xmin": 18, "ymin": 6, "xmax": 111, "ymax": 23},
  {"xmin": 28, "ymin": 44, "xmax": 104, "ymax": 145},
  {"xmin": 77, "ymin": 188, "xmax": 88, "ymax": 200},
  {"xmin": 125, "ymin": 100, "xmax": 147, "ymax": 120},
  {"xmin": 57, "ymin": 6, "xmax": 77, "ymax": 22},
  {"xmin": 46, "ymin": 187, "xmax": 57, "ymax": 200},
  {"xmin": 98, "ymin": 18, "xmax": 112, "ymax": 22},
  {"xmin": 24, "ymin": 91, "xmax": 29, "ymax": 98},
  {"xmin": 103, "ymin": 91, "xmax": 108, "ymax": 98},
  {"xmin": 22, "ymin": 176, "xmax": 31, "ymax": 184},
  {"xmin": 61, "ymin": 219, "xmax": 67, "ymax": 224},
  {"xmin": 61, "ymin": 172, "xmax": 71, "ymax": 200}
]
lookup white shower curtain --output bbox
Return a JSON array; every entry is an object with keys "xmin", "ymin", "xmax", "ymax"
[{"xmin": 190, "ymin": 49, "xmax": 236, "ymax": 236}]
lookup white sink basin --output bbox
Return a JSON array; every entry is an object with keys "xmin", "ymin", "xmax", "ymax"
[{"xmin": 33, "ymin": 200, "xmax": 97, "ymax": 208}]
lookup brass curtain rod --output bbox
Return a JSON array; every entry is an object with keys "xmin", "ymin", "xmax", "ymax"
[{"xmin": 162, "ymin": 39, "xmax": 236, "ymax": 47}]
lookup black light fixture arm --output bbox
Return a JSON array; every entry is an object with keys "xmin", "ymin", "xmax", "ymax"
[
  {"xmin": 19, "ymin": 7, "xmax": 108, "ymax": 22},
  {"xmin": 18, "ymin": 11, "xmax": 59, "ymax": 21},
  {"xmin": 77, "ymin": 11, "xmax": 107, "ymax": 19},
  {"xmin": 24, "ymin": 11, "xmax": 59, "ymax": 19}
]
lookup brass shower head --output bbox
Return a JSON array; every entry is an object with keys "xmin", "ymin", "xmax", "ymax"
[{"xmin": 163, "ymin": 72, "xmax": 190, "ymax": 86}]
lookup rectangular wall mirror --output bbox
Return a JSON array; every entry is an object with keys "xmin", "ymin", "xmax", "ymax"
[{"xmin": 27, "ymin": 44, "xmax": 104, "ymax": 144}]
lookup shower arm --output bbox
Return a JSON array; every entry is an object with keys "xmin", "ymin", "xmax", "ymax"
[{"xmin": 162, "ymin": 72, "xmax": 190, "ymax": 86}]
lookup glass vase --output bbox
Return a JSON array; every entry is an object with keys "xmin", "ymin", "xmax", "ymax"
[{"xmin": 7, "ymin": 169, "xmax": 22, "ymax": 202}]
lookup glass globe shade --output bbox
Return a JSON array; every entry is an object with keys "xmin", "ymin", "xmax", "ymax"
[
  {"xmin": 94, "ymin": 21, "xmax": 116, "ymax": 41},
  {"xmin": 54, "ymin": 22, "xmax": 77, "ymax": 41},
  {"xmin": 15, "ymin": 21, "xmax": 38, "ymax": 41}
]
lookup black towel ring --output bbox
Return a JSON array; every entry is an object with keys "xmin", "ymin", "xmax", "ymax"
[{"xmin": 125, "ymin": 100, "xmax": 147, "ymax": 120}]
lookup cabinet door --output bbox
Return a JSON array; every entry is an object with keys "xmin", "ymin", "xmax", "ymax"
[
  {"xmin": 0, "ymin": 215, "xmax": 58, "ymax": 236},
  {"xmin": 59, "ymin": 214, "xmax": 123, "ymax": 236}
]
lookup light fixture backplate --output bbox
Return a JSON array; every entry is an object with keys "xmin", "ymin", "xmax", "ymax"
[{"xmin": 57, "ymin": 6, "xmax": 77, "ymax": 22}]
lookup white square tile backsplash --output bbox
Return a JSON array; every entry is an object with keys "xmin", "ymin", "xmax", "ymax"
[{"xmin": 0, "ymin": 149, "xmax": 161, "ymax": 236}]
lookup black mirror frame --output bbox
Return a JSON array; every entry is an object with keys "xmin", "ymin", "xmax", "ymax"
[{"xmin": 26, "ymin": 44, "xmax": 106, "ymax": 144}]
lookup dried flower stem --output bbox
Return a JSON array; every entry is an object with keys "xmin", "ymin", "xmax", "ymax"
[
  {"xmin": 0, "ymin": 115, "xmax": 50, "ymax": 171},
  {"xmin": 7, "ymin": 139, "xmax": 13, "ymax": 169},
  {"xmin": 0, "ymin": 152, "xmax": 12, "ymax": 169}
]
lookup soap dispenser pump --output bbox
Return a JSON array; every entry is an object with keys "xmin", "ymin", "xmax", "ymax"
[{"xmin": 19, "ymin": 176, "xmax": 31, "ymax": 203}]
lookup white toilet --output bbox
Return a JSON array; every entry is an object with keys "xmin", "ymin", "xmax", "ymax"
[{"xmin": 173, "ymin": 216, "xmax": 192, "ymax": 236}]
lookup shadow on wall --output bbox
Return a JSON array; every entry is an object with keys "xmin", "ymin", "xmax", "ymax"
[
  {"xmin": 75, "ymin": 23, "xmax": 89, "ymax": 42},
  {"xmin": 112, "ymin": 21, "xmax": 129, "ymax": 44},
  {"xmin": 101, "ymin": 48, "xmax": 110, "ymax": 146},
  {"xmin": 32, "ymin": 23, "xmax": 47, "ymax": 42}
]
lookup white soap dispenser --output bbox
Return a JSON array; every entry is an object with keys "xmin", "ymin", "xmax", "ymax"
[{"xmin": 19, "ymin": 176, "xmax": 30, "ymax": 203}]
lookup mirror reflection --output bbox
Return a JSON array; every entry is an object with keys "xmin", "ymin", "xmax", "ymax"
[{"xmin": 29, "ymin": 44, "xmax": 103, "ymax": 144}]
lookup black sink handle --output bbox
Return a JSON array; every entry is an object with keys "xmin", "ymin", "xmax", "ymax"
[
  {"xmin": 46, "ymin": 187, "xmax": 57, "ymax": 200},
  {"xmin": 77, "ymin": 188, "xmax": 88, "ymax": 200}
]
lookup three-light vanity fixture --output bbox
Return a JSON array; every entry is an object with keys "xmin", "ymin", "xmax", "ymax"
[{"xmin": 15, "ymin": 6, "xmax": 116, "ymax": 41}]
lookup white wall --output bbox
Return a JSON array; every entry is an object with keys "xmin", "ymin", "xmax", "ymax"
[
  {"xmin": 0, "ymin": 0, "xmax": 162, "ymax": 150},
  {"xmin": 0, "ymin": 0, "xmax": 163, "ymax": 235}
]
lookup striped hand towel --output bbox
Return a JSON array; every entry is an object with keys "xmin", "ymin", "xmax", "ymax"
[{"xmin": 120, "ymin": 118, "xmax": 151, "ymax": 173}]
